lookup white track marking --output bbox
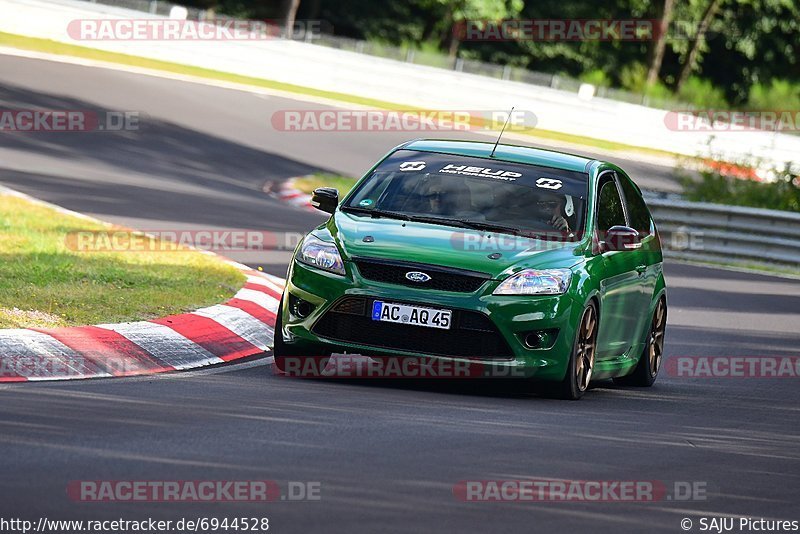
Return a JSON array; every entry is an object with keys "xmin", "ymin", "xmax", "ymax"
[
  {"xmin": 231, "ymin": 288, "xmax": 280, "ymax": 313},
  {"xmin": 192, "ymin": 305, "xmax": 274, "ymax": 351},
  {"xmin": 95, "ymin": 322, "xmax": 222, "ymax": 370},
  {"xmin": 0, "ymin": 329, "xmax": 110, "ymax": 380}
]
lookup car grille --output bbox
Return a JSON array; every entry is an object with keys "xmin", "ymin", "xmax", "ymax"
[
  {"xmin": 354, "ymin": 258, "xmax": 490, "ymax": 293},
  {"xmin": 312, "ymin": 296, "xmax": 513, "ymax": 360}
]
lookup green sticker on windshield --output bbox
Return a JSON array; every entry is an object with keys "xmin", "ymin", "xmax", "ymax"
[{"xmin": 359, "ymin": 199, "xmax": 374, "ymax": 207}]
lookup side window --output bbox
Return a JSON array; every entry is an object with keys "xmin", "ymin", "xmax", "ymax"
[
  {"xmin": 619, "ymin": 176, "xmax": 652, "ymax": 236},
  {"xmin": 596, "ymin": 179, "xmax": 626, "ymax": 233}
]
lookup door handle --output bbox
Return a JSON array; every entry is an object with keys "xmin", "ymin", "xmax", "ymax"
[{"xmin": 635, "ymin": 265, "xmax": 647, "ymax": 275}]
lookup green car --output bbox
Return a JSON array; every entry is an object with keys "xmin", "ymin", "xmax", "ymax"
[{"xmin": 274, "ymin": 139, "xmax": 667, "ymax": 399}]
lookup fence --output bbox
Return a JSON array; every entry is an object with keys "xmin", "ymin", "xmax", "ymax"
[
  {"xmin": 81, "ymin": 0, "xmax": 685, "ymax": 111},
  {"xmin": 647, "ymin": 198, "xmax": 800, "ymax": 268}
]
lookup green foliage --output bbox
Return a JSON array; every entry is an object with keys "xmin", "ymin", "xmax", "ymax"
[
  {"xmin": 677, "ymin": 77, "xmax": 729, "ymax": 108},
  {"xmin": 618, "ymin": 63, "xmax": 673, "ymax": 105},
  {"xmin": 580, "ymin": 69, "xmax": 611, "ymax": 88},
  {"xmin": 619, "ymin": 62, "xmax": 648, "ymax": 92},
  {"xmin": 417, "ymin": 0, "xmax": 524, "ymax": 20},
  {"xmin": 180, "ymin": 0, "xmax": 800, "ymax": 112},
  {"xmin": 748, "ymin": 79, "xmax": 800, "ymax": 109},
  {"xmin": 680, "ymin": 167, "xmax": 800, "ymax": 212}
]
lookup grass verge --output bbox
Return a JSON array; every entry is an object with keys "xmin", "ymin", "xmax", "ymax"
[
  {"xmin": 292, "ymin": 173, "xmax": 358, "ymax": 196},
  {"xmin": 0, "ymin": 194, "xmax": 245, "ymax": 328},
  {"xmin": 0, "ymin": 31, "xmax": 679, "ymax": 160}
]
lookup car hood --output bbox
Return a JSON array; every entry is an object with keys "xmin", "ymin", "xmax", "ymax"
[{"xmin": 317, "ymin": 211, "xmax": 584, "ymax": 279}]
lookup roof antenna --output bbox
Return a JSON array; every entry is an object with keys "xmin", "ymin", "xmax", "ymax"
[{"xmin": 490, "ymin": 107, "xmax": 514, "ymax": 158}]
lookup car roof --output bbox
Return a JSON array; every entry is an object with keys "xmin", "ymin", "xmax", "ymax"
[{"xmin": 401, "ymin": 139, "xmax": 597, "ymax": 174}]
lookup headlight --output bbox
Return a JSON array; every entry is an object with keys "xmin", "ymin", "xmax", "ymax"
[
  {"xmin": 296, "ymin": 235, "xmax": 346, "ymax": 275},
  {"xmin": 493, "ymin": 269, "xmax": 572, "ymax": 295}
]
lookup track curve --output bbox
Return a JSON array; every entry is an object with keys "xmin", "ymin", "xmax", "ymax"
[{"xmin": 1, "ymin": 52, "xmax": 799, "ymax": 534}]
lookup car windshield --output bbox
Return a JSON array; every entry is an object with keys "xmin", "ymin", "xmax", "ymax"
[{"xmin": 344, "ymin": 149, "xmax": 589, "ymax": 240}]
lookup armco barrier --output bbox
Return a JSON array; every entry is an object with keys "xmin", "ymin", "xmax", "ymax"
[{"xmin": 646, "ymin": 198, "xmax": 800, "ymax": 267}]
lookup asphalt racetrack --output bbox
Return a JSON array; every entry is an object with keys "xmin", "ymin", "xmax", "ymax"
[{"xmin": 1, "ymin": 53, "xmax": 798, "ymax": 533}]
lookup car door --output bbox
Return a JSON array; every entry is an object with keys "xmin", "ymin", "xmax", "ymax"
[
  {"xmin": 617, "ymin": 172, "xmax": 660, "ymax": 344},
  {"xmin": 594, "ymin": 173, "xmax": 646, "ymax": 359}
]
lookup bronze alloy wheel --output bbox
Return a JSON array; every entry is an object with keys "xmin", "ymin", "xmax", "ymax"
[
  {"xmin": 647, "ymin": 298, "xmax": 667, "ymax": 378},
  {"xmin": 575, "ymin": 304, "xmax": 598, "ymax": 392},
  {"xmin": 614, "ymin": 296, "xmax": 667, "ymax": 388}
]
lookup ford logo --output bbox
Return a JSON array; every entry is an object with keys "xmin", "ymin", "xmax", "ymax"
[{"xmin": 405, "ymin": 271, "xmax": 431, "ymax": 283}]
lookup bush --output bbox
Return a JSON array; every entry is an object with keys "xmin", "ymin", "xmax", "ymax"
[
  {"xmin": 580, "ymin": 69, "xmax": 610, "ymax": 88},
  {"xmin": 619, "ymin": 62, "xmax": 648, "ymax": 92},
  {"xmin": 748, "ymin": 79, "xmax": 800, "ymax": 110},
  {"xmin": 618, "ymin": 62, "xmax": 675, "ymax": 107},
  {"xmin": 680, "ymin": 166, "xmax": 800, "ymax": 212},
  {"xmin": 677, "ymin": 77, "xmax": 729, "ymax": 108}
]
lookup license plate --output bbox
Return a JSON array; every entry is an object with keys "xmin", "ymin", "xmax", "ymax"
[{"xmin": 371, "ymin": 301, "xmax": 452, "ymax": 330}]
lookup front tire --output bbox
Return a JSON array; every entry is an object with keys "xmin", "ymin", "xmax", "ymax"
[
  {"xmin": 272, "ymin": 296, "xmax": 295, "ymax": 373},
  {"xmin": 272, "ymin": 296, "xmax": 329, "ymax": 375},
  {"xmin": 556, "ymin": 302, "xmax": 598, "ymax": 400},
  {"xmin": 614, "ymin": 297, "xmax": 666, "ymax": 387}
]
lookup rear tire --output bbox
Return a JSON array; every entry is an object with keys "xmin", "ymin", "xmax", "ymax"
[
  {"xmin": 556, "ymin": 302, "xmax": 598, "ymax": 400},
  {"xmin": 614, "ymin": 297, "xmax": 666, "ymax": 387}
]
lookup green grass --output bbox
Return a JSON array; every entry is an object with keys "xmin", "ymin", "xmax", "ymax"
[
  {"xmin": 292, "ymin": 173, "xmax": 358, "ymax": 196},
  {"xmin": 0, "ymin": 194, "xmax": 245, "ymax": 328},
  {"xmin": 0, "ymin": 31, "xmax": 681, "ymax": 160}
]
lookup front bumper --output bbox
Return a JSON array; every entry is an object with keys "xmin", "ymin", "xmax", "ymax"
[{"xmin": 280, "ymin": 260, "xmax": 583, "ymax": 381}]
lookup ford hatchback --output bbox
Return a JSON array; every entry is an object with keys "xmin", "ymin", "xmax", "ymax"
[{"xmin": 273, "ymin": 139, "xmax": 667, "ymax": 399}]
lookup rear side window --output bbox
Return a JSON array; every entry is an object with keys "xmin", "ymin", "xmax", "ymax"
[
  {"xmin": 619, "ymin": 176, "xmax": 652, "ymax": 235},
  {"xmin": 596, "ymin": 180, "xmax": 626, "ymax": 232}
]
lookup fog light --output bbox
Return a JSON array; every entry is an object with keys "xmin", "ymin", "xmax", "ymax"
[
  {"xmin": 289, "ymin": 294, "xmax": 315, "ymax": 319},
  {"xmin": 521, "ymin": 329, "xmax": 559, "ymax": 350}
]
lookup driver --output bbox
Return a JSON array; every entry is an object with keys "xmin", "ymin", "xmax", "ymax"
[
  {"xmin": 532, "ymin": 195, "xmax": 570, "ymax": 234},
  {"xmin": 419, "ymin": 177, "xmax": 472, "ymax": 216}
]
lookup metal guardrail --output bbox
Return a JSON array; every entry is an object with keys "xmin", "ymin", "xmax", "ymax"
[{"xmin": 646, "ymin": 198, "xmax": 800, "ymax": 268}]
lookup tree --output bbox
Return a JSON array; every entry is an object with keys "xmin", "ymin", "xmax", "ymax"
[
  {"xmin": 418, "ymin": 0, "xmax": 523, "ymax": 58},
  {"xmin": 676, "ymin": 0, "xmax": 724, "ymax": 91},
  {"xmin": 647, "ymin": 0, "xmax": 674, "ymax": 86},
  {"xmin": 283, "ymin": 0, "xmax": 301, "ymax": 38}
]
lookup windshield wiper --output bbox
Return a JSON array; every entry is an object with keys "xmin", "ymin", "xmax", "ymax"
[
  {"xmin": 402, "ymin": 215, "xmax": 471, "ymax": 228},
  {"xmin": 342, "ymin": 208, "xmax": 472, "ymax": 228},
  {"xmin": 341, "ymin": 206, "xmax": 411, "ymax": 221}
]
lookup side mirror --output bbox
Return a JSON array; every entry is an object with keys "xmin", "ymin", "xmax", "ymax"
[
  {"xmin": 602, "ymin": 225, "xmax": 642, "ymax": 252},
  {"xmin": 311, "ymin": 187, "xmax": 339, "ymax": 214}
]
